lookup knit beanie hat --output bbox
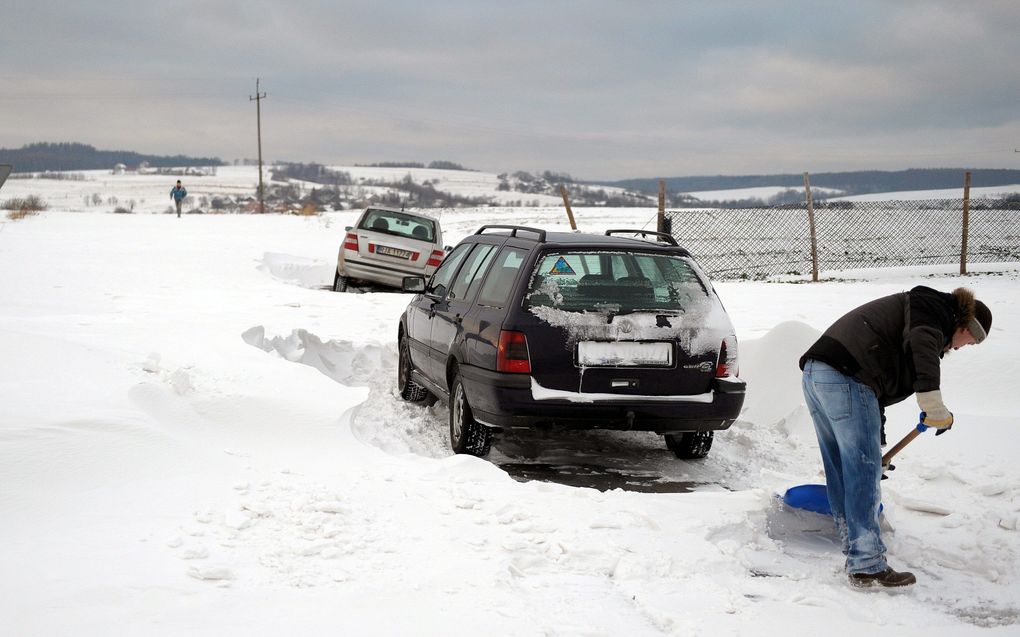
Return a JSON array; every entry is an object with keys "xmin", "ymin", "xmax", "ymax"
[{"xmin": 969, "ymin": 300, "xmax": 992, "ymax": 343}]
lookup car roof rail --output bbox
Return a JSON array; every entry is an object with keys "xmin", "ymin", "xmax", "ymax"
[
  {"xmin": 604, "ymin": 229, "xmax": 679, "ymax": 246},
  {"xmin": 475, "ymin": 225, "xmax": 547, "ymax": 242}
]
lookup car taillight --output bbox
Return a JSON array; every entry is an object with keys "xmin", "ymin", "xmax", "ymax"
[
  {"xmin": 716, "ymin": 336, "xmax": 738, "ymax": 378},
  {"xmin": 343, "ymin": 232, "xmax": 359, "ymax": 251},
  {"xmin": 426, "ymin": 249, "xmax": 445, "ymax": 268},
  {"xmin": 497, "ymin": 330, "xmax": 531, "ymax": 374}
]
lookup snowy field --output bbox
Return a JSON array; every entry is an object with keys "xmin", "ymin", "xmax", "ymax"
[
  {"xmin": 10, "ymin": 164, "xmax": 1010, "ymax": 213},
  {"xmin": 1, "ymin": 200, "xmax": 1018, "ymax": 635},
  {"xmin": 685, "ymin": 184, "xmax": 1020, "ymax": 203},
  {"xmin": 0, "ymin": 165, "xmax": 575, "ymax": 212},
  {"xmin": 685, "ymin": 185, "xmax": 844, "ymax": 202}
]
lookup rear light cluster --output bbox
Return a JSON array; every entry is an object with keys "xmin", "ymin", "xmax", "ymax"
[
  {"xmin": 497, "ymin": 330, "xmax": 531, "ymax": 374},
  {"xmin": 342, "ymin": 232, "xmax": 359, "ymax": 251},
  {"xmin": 716, "ymin": 336, "xmax": 739, "ymax": 378},
  {"xmin": 426, "ymin": 249, "xmax": 445, "ymax": 268}
]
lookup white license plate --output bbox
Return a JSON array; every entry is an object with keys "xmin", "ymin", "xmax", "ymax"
[
  {"xmin": 577, "ymin": 341, "xmax": 673, "ymax": 367},
  {"xmin": 377, "ymin": 245, "xmax": 411, "ymax": 259}
]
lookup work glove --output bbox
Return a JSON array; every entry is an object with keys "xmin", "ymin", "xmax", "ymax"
[{"xmin": 917, "ymin": 390, "xmax": 954, "ymax": 430}]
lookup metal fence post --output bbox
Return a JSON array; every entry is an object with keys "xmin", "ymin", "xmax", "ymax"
[
  {"xmin": 961, "ymin": 171, "xmax": 971, "ymax": 275},
  {"xmin": 804, "ymin": 172, "xmax": 819, "ymax": 281},
  {"xmin": 657, "ymin": 180, "xmax": 666, "ymax": 234}
]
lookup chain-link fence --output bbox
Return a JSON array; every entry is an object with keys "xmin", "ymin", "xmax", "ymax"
[{"xmin": 665, "ymin": 198, "xmax": 1020, "ymax": 280}]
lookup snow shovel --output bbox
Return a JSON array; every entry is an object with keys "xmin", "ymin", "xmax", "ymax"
[{"xmin": 783, "ymin": 415, "xmax": 933, "ymax": 516}]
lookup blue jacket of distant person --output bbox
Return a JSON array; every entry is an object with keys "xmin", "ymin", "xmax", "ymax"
[{"xmin": 170, "ymin": 185, "xmax": 188, "ymax": 202}]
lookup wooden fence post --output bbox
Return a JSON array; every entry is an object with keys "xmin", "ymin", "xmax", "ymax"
[
  {"xmin": 657, "ymin": 180, "xmax": 666, "ymax": 234},
  {"xmin": 961, "ymin": 171, "xmax": 972, "ymax": 275},
  {"xmin": 559, "ymin": 185, "xmax": 577, "ymax": 230},
  {"xmin": 804, "ymin": 172, "xmax": 819, "ymax": 282}
]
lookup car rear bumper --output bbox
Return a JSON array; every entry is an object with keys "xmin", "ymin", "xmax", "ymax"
[
  {"xmin": 459, "ymin": 366, "xmax": 745, "ymax": 433},
  {"xmin": 340, "ymin": 257, "xmax": 432, "ymax": 289}
]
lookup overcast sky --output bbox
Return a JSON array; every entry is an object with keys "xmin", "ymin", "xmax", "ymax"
[{"xmin": 2, "ymin": 1, "xmax": 1019, "ymax": 180}]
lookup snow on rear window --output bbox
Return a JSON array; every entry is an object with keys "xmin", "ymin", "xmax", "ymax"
[
  {"xmin": 524, "ymin": 251, "xmax": 731, "ymax": 355},
  {"xmin": 529, "ymin": 302, "xmax": 731, "ymax": 355},
  {"xmin": 526, "ymin": 251, "xmax": 707, "ymax": 315}
]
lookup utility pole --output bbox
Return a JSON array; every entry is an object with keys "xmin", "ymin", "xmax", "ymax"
[{"xmin": 249, "ymin": 78, "xmax": 267, "ymax": 213}]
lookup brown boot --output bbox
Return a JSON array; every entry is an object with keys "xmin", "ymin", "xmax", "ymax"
[{"xmin": 849, "ymin": 567, "xmax": 916, "ymax": 589}]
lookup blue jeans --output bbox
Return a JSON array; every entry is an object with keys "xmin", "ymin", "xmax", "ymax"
[{"xmin": 802, "ymin": 359, "xmax": 887, "ymax": 574}]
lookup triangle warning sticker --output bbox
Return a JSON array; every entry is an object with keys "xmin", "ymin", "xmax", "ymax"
[{"xmin": 550, "ymin": 257, "xmax": 575, "ymax": 275}]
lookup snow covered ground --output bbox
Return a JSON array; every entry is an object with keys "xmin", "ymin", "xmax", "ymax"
[
  {"xmin": 1, "ymin": 202, "xmax": 1018, "ymax": 635},
  {"xmin": 685, "ymin": 184, "xmax": 1020, "ymax": 203},
  {"xmin": 835, "ymin": 184, "xmax": 1020, "ymax": 202},
  {"xmin": 685, "ymin": 185, "xmax": 845, "ymax": 202},
  {"xmin": 0, "ymin": 165, "xmax": 568, "ymax": 212},
  {"xmin": 5, "ymin": 165, "xmax": 1016, "ymax": 213}
]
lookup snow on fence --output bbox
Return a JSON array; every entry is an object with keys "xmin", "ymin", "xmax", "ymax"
[{"xmin": 665, "ymin": 198, "xmax": 1020, "ymax": 280}]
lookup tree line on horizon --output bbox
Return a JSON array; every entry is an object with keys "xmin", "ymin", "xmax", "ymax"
[{"xmin": 0, "ymin": 142, "xmax": 223, "ymax": 173}]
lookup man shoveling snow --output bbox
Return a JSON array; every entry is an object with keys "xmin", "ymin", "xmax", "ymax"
[{"xmin": 798, "ymin": 286, "xmax": 992, "ymax": 589}]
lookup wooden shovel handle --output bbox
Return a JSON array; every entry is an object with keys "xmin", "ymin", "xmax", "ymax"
[{"xmin": 882, "ymin": 427, "xmax": 923, "ymax": 467}]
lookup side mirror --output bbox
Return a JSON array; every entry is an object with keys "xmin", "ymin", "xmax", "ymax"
[
  {"xmin": 402, "ymin": 275, "xmax": 426, "ymax": 294},
  {"xmin": 345, "ymin": 225, "xmax": 353, "ymax": 232},
  {"xmin": 444, "ymin": 246, "xmax": 453, "ymax": 252}
]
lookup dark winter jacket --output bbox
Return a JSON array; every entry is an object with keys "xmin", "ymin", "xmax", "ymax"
[
  {"xmin": 170, "ymin": 186, "xmax": 187, "ymax": 202},
  {"xmin": 799, "ymin": 286, "xmax": 977, "ymax": 408}
]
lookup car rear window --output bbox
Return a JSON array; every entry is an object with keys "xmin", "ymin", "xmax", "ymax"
[
  {"xmin": 525, "ymin": 251, "xmax": 709, "ymax": 314},
  {"xmin": 359, "ymin": 208, "xmax": 436, "ymax": 242}
]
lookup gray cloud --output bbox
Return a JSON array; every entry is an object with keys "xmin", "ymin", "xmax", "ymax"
[{"xmin": 2, "ymin": 0, "xmax": 1018, "ymax": 179}]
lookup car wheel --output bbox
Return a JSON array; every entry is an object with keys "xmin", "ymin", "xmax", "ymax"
[
  {"xmin": 333, "ymin": 271, "xmax": 349, "ymax": 292},
  {"xmin": 398, "ymin": 336, "xmax": 435, "ymax": 405},
  {"xmin": 665, "ymin": 431, "xmax": 713, "ymax": 459},
  {"xmin": 449, "ymin": 373, "xmax": 491, "ymax": 457}
]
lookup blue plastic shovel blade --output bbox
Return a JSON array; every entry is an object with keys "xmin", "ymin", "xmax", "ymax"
[
  {"xmin": 783, "ymin": 484, "xmax": 832, "ymax": 515},
  {"xmin": 783, "ymin": 484, "xmax": 884, "ymax": 517}
]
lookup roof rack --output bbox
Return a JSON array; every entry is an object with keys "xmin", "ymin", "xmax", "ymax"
[
  {"xmin": 475, "ymin": 225, "xmax": 547, "ymax": 241},
  {"xmin": 604, "ymin": 229, "xmax": 679, "ymax": 246}
]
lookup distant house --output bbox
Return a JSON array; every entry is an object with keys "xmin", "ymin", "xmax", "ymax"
[{"xmin": 112, "ymin": 163, "xmax": 127, "ymax": 175}]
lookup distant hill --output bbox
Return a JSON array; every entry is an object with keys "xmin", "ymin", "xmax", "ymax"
[
  {"xmin": 607, "ymin": 169, "xmax": 1020, "ymax": 198},
  {"xmin": 0, "ymin": 142, "xmax": 224, "ymax": 173}
]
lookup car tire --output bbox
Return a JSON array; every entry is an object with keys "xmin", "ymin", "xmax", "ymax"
[
  {"xmin": 449, "ymin": 373, "xmax": 492, "ymax": 457},
  {"xmin": 665, "ymin": 431, "xmax": 713, "ymax": 459},
  {"xmin": 333, "ymin": 271, "xmax": 349, "ymax": 292},
  {"xmin": 398, "ymin": 336, "xmax": 435, "ymax": 405}
]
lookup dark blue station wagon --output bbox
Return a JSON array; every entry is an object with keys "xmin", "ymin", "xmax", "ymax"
[{"xmin": 397, "ymin": 226, "xmax": 746, "ymax": 458}]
